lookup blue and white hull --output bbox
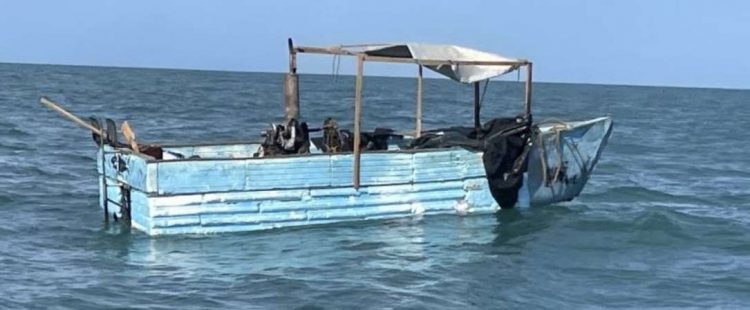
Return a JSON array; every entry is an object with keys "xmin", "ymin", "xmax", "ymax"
[{"xmin": 98, "ymin": 116, "xmax": 612, "ymax": 235}]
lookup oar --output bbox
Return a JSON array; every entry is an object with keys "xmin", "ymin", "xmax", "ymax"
[
  {"xmin": 121, "ymin": 121, "xmax": 140, "ymax": 154},
  {"xmin": 39, "ymin": 96, "xmax": 105, "ymax": 137}
]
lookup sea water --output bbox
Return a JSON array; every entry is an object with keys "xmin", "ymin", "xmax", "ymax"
[{"xmin": 1, "ymin": 63, "xmax": 749, "ymax": 308}]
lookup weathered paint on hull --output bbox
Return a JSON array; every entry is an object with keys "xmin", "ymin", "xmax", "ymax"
[
  {"xmin": 528, "ymin": 117, "xmax": 613, "ymax": 206},
  {"xmin": 98, "ymin": 117, "xmax": 612, "ymax": 235}
]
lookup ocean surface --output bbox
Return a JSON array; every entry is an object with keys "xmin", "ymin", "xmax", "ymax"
[{"xmin": 1, "ymin": 62, "xmax": 749, "ymax": 309}]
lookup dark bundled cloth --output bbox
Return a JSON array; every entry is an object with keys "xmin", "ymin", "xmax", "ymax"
[{"xmin": 410, "ymin": 115, "xmax": 533, "ymax": 209}]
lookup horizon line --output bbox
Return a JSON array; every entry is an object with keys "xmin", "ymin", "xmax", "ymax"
[{"xmin": 2, "ymin": 60, "xmax": 747, "ymax": 92}]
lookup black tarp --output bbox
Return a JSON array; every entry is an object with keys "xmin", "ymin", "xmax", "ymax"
[{"xmin": 410, "ymin": 115, "xmax": 533, "ymax": 208}]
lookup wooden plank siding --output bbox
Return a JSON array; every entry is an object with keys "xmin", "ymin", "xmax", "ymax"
[{"xmin": 98, "ymin": 147, "xmax": 499, "ymax": 235}]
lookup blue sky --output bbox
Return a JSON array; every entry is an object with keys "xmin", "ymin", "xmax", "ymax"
[{"xmin": 1, "ymin": 0, "xmax": 748, "ymax": 89}]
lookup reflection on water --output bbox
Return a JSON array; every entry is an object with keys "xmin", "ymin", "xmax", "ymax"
[
  {"xmin": 492, "ymin": 206, "xmax": 564, "ymax": 247},
  {"xmin": 114, "ymin": 210, "xmax": 568, "ymax": 283}
]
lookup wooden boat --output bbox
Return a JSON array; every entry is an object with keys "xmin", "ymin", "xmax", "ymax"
[{"xmin": 41, "ymin": 39, "xmax": 612, "ymax": 236}]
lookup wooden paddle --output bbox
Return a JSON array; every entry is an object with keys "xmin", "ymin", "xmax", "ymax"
[
  {"xmin": 41, "ymin": 96, "xmax": 165, "ymax": 161},
  {"xmin": 121, "ymin": 121, "xmax": 140, "ymax": 154},
  {"xmin": 39, "ymin": 96, "xmax": 106, "ymax": 137}
]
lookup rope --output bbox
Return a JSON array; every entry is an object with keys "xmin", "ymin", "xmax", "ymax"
[
  {"xmin": 479, "ymin": 79, "xmax": 490, "ymax": 108},
  {"xmin": 535, "ymin": 127, "xmax": 549, "ymax": 187},
  {"xmin": 535, "ymin": 118, "xmax": 569, "ymax": 127},
  {"xmin": 565, "ymin": 137, "xmax": 588, "ymax": 176},
  {"xmin": 331, "ymin": 54, "xmax": 342, "ymax": 81},
  {"xmin": 552, "ymin": 130, "xmax": 563, "ymax": 183},
  {"xmin": 536, "ymin": 123, "xmax": 569, "ymax": 187}
]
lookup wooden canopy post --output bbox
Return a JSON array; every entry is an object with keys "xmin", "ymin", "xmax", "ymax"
[
  {"xmin": 473, "ymin": 81, "xmax": 481, "ymax": 130},
  {"xmin": 524, "ymin": 62, "xmax": 533, "ymax": 116},
  {"xmin": 284, "ymin": 38, "xmax": 300, "ymax": 121},
  {"xmin": 353, "ymin": 54, "xmax": 365, "ymax": 189},
  {"xmin": 416, "ymin": 65, "xmax": 423, "ymax": 137}
]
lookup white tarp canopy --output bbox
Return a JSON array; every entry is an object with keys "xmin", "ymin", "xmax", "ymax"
[{"xmin": 340, "ymin": 43, "xmax": 522, "ymax": 83}]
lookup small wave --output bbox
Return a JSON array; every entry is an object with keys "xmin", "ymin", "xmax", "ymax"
[
  {"xmin": 0, "ymin": 127, "xmax": 31, "ymax": 137},
  {"xmin": 0, "ymin": 194, "xmax": 13, "ymax": 205},
  {"xmin": 340, "ymin": 240, "xmax": 389, "ymax": 251},
  {"xmin": 58, "ymin": 152, "xmax": 96, "ymax": 163},
  {"xmin": 714, "ymin": 193, "xmax": 750, "ymax": 206},
  {"xmin": 0, "ymin": 142, "xmax": 36, "ymax": 153},
  {"xmin": 625, "ymin": 203, "xmax": 750, "ymax": 246},
  {"xmin": 618, "ymin": 208, "xmax": 701, "ymax": 246},
  {"xmin": 632, "ymin": 209, "xmax": 690, "ymax": 233},
  {"xmin": 585, "ymin": 185, "xmax": 708, "ymax": 205}
]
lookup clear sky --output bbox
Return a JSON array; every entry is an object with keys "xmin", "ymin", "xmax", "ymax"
[{"xmin": 1, "ymin": 0, "xmax": 748, "ymax": 89}]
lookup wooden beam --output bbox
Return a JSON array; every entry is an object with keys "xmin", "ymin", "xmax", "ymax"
[
  {"xmin": 525, "ymin": 62, "xmax": 533, "ymax": 116},
  {"xmin": 288, "ymin": 38, "xmax": 297, "ymax": 73},
  {"xmin": 284, "ymin": 73, "xmax": 300, "ymax": 121},
  {"xmin": 416, "ymin": 65, "xmax": 423, "ymax": 137},
  {"xmin": 353, "ymin": 54, "xmax": 364, "ymax": 189},
  {"xmin": 285, "ymin": 38, "xmax": 300, "ymax": 121},
  {"xmin": 295, "ymin": 45, "xmax": 357, "ymax": 56},
  {"xmin": 473, "ymin": 81, "xmax": 481, "ymax": 130}
]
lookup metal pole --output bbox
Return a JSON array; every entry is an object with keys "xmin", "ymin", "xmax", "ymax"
[
  {"xmin": 473, "ymin": 81, "xmax": 481, "ymax": 130},
  {"xmin": 353, "ymin": 54, "xmax": 364, "ymax": 189},
  {"xmin": 416, "ymin": 65, "xmax": 423, "ymax": 137},
  {"xmin": 100, "ymin": 137, "xmax": 109, "ymax": 222},
  {"xmin": 524, "ymin": 63, "xmax": 533, "ymax": 116}
]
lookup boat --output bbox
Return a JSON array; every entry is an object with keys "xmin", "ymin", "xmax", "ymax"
[{"xmin": 40, "ymin": 39, "xmax": 613, "ymax": 236}]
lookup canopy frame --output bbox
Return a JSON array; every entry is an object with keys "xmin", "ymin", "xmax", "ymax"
[{"xmin": 285, "ymin": 39, "xmax": 533, "ymax": 189}]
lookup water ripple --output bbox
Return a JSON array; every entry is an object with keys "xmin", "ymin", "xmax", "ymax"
[{"xmin": 1, "ymin": 63, "xmax": 749, "ymax": 308}]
